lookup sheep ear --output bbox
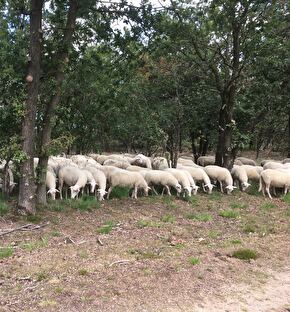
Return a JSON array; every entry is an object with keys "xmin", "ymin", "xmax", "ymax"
[
  {"xmin": 56, "ymin": 189, "xmax": 60, "ymax": 193},
  {"xmin": 148, "ymin": 187, "xmax": 152, "ymax": 190},
  {"xmin": 47, "ymin": 190, "xmax": 51, "ymax": 194},
  {"xmin": 212, "ymin": 185, "xmax": 216, "ymax": 187},
  {"xmin": 232, "ymin": 186, "xmax": 237, "ymax": 189}
]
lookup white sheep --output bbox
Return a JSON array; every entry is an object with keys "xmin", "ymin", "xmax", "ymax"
[
  {"xmin": 103, "ymin": 158, "xmax": 130, "ymax": 169},
  {"xmin": 177, "ymin": 158, "xmax": 197, "ymax": 167},
  {"xmin": 263, "ymin": 162, "xmax": 290, "ymax": 170},
  {"xmin": 107, "ymin": 170, "xmax": 150, "ymax": 199},
  {"xmin": 260, "ymin": 169, "xmax": 290, "ymax": 199},
  {"xmin": 235, "ymin": 157, "xmax": 256, "ymax": 166},
  {"xmin": 58, "ymin": 166, "xmax": 88, "ymax": 199},
  {"xmin": 204, "ymin": 165, "xmax": 236, "ymax": 194},
  {"xmin": 46, "ymin": 170, "xmax": 59, "ymax": 200},
  {"xmin": 260, "ymin": 159, "xmax": 281, "ymax": 166},
  {"xmin": 180, "ymin": 169, "xmax": 199, "ymax": 195},
  {"xmin": 152, "ymin": 157, "xmax": 169, "ymax": 170},
  {"xmin": 165, "ymin": 168, "xmax": 192, "ymax": 196},
  {"xmin": 82, "ymin": 169, "xmax": 97, "ymax": 194},
  {"xmin": 177, "ymin": 165, "xmax": 214, "ymax": 194},
  {"xmin": 241, "ymin": 165, "xmax": 263, "ymax": 182},
  {"xmin": 197, "ymin": 156, "xmax": 215, "ymax": 167},
  {"xmin": 142, "ymin": 170, "xmax": 182, "ymax": 196},
  {"xmin": 131, "ymin": 154, "xmax": 152, "ymax": 169},
  {"xmin": 282, "ymin": 158, "xmax": 290, "ymax": 164},
  {"xmin": 231, "ymin": 165, "xmax": 251, "ymax": 191},
  {"xmin": 85, "ymin": 166, "xmax": 107, "ymax": 201},
  {"xmin": 126, "ymin": 165, "xmax": 151, "ymax": 172}
]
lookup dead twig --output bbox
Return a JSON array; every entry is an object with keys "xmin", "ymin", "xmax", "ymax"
[
  {"xmin": 0, "ymin": 222, "xmax": 49, "ymax": 237},
  {"xmin": 96, "ymin": 237, "xmax": 104, "ymax": 246},
  {"xmin": 109, "ymin": 260, "xmax": 131, "ymax": 267},
  {"xmin": 64, "ymin": 236, "xmax": 75, "ymax": 244}
]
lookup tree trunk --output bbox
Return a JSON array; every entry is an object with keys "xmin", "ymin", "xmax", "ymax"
[
  {"xmin": 190, "ymin": 131, "xmax": 198, "ymax": 163},
  {"xmin": 202, "ymin": 135, "xmax": 209, "ymax": 155},
  {"xmin": 287, "ymin": 113, "xmax": 290, "ymax": 158},
  {"xmin": 18, "ymin": 0, "xmax": 43, "ymax": 214},
  {"xmin": 36, "ymin": 0, "xmax": 78, "ymax": 204}
]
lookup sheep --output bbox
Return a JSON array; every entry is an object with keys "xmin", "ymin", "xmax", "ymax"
[
  {"xmin": 234, "ymin": 159, "xmax": 243, "ymax": 166},
  {"xmin": 70, "ymin": 155, "xmax": 98, "ymax": 167},
  {"xmin": 58, "ymin": 166, "xmax": 88, "ymax": 199},
  {"xmin": 231, "ymin": 165, "xmax": 251, "ymax": 191},
  {"xmin": 142, "ymin": 170, "xmax": 182, "ymax": 196},
  {"xmin": 165, "ymin": 168, "xmax": 192, "ymax": 196},
  {"xmin": 177, "ymin": 158, "xmax": 198, "ymax": 167},
  {"xmin": 85, "ymin": 166, "xmax": 107, "ymax": 200},
  {"xmin": 180, "ymin": 169, "xmax": 199, "ymax": 195},
  {"xmin": 260, "ymin": 169, "xmax": 290, "ymax": 199},
  {"xmin": 126, "ymin": 165, "xmax": 151, "ymax": 172},
  {"xmin": 235, "ymin": 157, "xmax": 256, "ymax": 166},
  {"xmin": 46, "ymin": 170, "xmax": 59, "ymax": 200},
  {"xmin": 197, "ymin": 156, "xmax": 215, "ymax": 167},
  {"xmin": 99, "ymin": 165, "xmax": 121, "ymax": 181},
  {"xmin": 103, "ymin": 158, "xmax": 130, "ymax": 169},
  {"xmin": 282, "ymin": 158, "xmax": 290, "ymax": 164},
  {"xmin": 0, "ymin": 166, "xmax": 16, "ymax": 194},
  {"xmin": 107, "ymin": 170, "xmax": 150, "ymax": 199},
  {"xmin": 204, "ymin": 165, "xmax": 236, "ymax": 194},
  {"xmin": 241, "ymin": 165, "xmax": 263, "ymax": 182},
  {"xmin": 260, "ymin": 159, "xmax": 281, "ymax": 166},
  {"xmin": 131, "ymin": 154, "xmax": 152, "ymax": 169},
  {"xmin": 82, "ymin": 169, "xmax": 97, "ymax": 194},
  {"xmin": 177, "ymin": 165, "xmax": 214, "ymax": 194},
  {"xmin": 263, "ymin": 162, "xmax": 288, "ymax": 170},
  {"xmin": 152, "ymin": 157, "xmax": 169, "ymax": 170}
]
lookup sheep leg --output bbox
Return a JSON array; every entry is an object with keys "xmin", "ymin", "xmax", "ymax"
[
  {"xmin": 219, "ymin": 181, "xmax": 224, "ymax": 193},
  {"xmin": 165, "ymin": 185, "xmax": 171, "ymax": 196},
  {"xmin": 202, "ymin": 183, "xmax": 206, "ymax": 192},
  {"xmin": 107, "ymin": 186, "xmax": 113, "ymax": 200},
  {"xmin": 59, "ymin": 181, "xmax": 63, "ymax": 200},
  {"xmin": 133, "ymin": 186, "xmax": 138, "ymax": 199},
  {"xmin": 152, "ymin": 186, "xmax": 159, "ymax": 195},
  {"xmin": 272, "ymin": 186, "xmax": 277, "ymax": 197},
  {"xmin": 265, "ymin": 184, "xmax": 272, "ymax": 199}
]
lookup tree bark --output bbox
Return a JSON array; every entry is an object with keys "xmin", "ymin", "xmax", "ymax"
[
  {"xmin": 36, "ymin": 0, "xmax": 78, "ymax": 204},
  {"xmin": 18, "ymin": 0, "xmax": 43, "ymax": 214},
  {"xmin": 287, "ymin": 113, "xmax": 290, "ymax": 158}
]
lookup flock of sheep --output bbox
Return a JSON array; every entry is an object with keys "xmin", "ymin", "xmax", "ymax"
[{"xmin": 1, "ymin": 153, "xmax": 290, "ymax": 201}]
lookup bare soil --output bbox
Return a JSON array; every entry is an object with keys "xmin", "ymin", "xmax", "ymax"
[{"xmin": 0, "ymin": 191, "xmax": 290, "ymax": 312}]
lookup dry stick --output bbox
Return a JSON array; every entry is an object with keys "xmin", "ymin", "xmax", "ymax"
[
  {"xmin": 0, "ymin": 224, "xmax": 33, "ymax": 237},
  {"xmin": 109, "ymin": 260, "xmax": 131, "ymax": 267},
  {"xmin": 96, "ymin": 237, "xmax": 104, "ymax": 246}
]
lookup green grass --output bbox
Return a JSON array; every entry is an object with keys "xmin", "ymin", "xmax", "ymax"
[
  {"xmin": 283, "ymin": 193, "xmax": 290, "ymax": 204},
  {"xmin": 26, "ymin": 214, "xmax": 42, "ymax": 223},
  {"xmin": 97, "ymin": 221, "xmax": 114, "ymax": 234},
  {"xmin": 219, "ymin": 210, "xmax": 239, "ymax": 218},
  {"xmin": 243, "ymin": 223, "xmax": 257, "ymax": 233},
  {"xmin": 189, "ymin": 257, "xmax": 200, "ymax": 265},
  {"xmin": 208, "ymin": 191, "xmax": 221, "ymax": 201},
  {"xmin": 181, "ymin": 196, "xmax": 198, "ymax": 206},
  {"xmin": 67, "ymin": 196, "xmax": 101, "ymax": 211},
  {"xmin": 50, "ymin": 230, "xmax": 61, "ymax": 237},
  {"xmin": 36, "ymin": 271, "xmax": 49, "ymax": 281},
  {"xmin": 230, "ymin": 202, "xmax": 248, "ymax": 210},
  {"xmin": 161, "ymin": 214, "xmax": 176, "ymax": 223},
  {"xmin": 230, "ymin": 239, "xmax": 242, "ymax": 245},
  {"xmin": 109, "ymin": 187, "xmax": 130, "ymax": 199},
  {"xmin": 0, "ymin": 247, "xmax": 13, "ymax": 259},
  {"xmin": 78, "ymin": 268, "xmax": 89, "ymax": 276},
  {"xmin": 186, "ymin": 213, "xmax": 213, "ymax": 222},
  {"xmin": 137, "ymin": 219, "xmax": 161, "ymax": 228},
  {"xmin": 247, "ymin": 183, "xmax": 261, "ymax": 196},
  {"xmin": 208, "ymin": 230, "xmax": 221, "ymax": 238},
  {"xmin": 21, "ymin": 237, "xmax": 49, "ymax": 251},
  {"xmin": 260, "ymin": 202, "xmax": 277, "ymax": 210},
  {"xmin": 0, "ymin": 202, "xmax": 9, "ymax": 216},
  {"xmin": 162, "ymin": 196, "xmax": 178, "ymax": 210},
  {"xmin": 232, "ymin": 249, "xmax": 258, "ymax": 260}
]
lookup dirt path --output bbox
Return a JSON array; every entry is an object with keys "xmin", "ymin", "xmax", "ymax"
[{"xmin": 196, "ymin": 270, "xmax": 290, "ymax": 312}]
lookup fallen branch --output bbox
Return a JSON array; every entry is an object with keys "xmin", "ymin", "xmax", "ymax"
[
  {"xmin": 0, "ymin": 222, "xmax": 49, "ymax": 237},
  {"xmin": 96, "ymin": 237, "xmax": 103, "ymax": 246},
  {"xmin": 109, "ymin": 260, "xmax": 131, "ymax": 267}
]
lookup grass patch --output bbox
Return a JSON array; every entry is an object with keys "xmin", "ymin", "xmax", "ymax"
[
  {"xmin": 230, "ymin": 239, "xmax": 242, "ymax": 245},
  {"xmin": 208, "ymin": 191, "xmax": 221, "ymax": 201},
  {"xmin": 186, "ymin": 213, "xmax": 213, "ymax": 222},
  {"xmin": 0, "ymin": 202, "xmax": 9, "ymax": 216},
  {"xmin": 181, "ymin": 196, "xmax": 198, "ymax": 206},
  {"xmin": 219, "ymin": 210, "xmax": 239, "ymax": 219},
  {"xmin": 247, "ymin": 182, "xmax": 261, "ymax": 196},
  {"xmin": 54, "ymin": 286, "xmax": 63, "ymax": 294},
  {"xmin": 137, "ymin": 219, "xmax": 161, "ymax": 228},
  {"xmin": 232, "ymin": 249, "xmax": 258, "ymax": 260},
  {"xmin": 36, "ymin": 271, "xmax": 49, "ymax": 281},
  {"xmin": 50, "ymin": 230, "xmax": 61, "ymax": 237},
  {"xmin": 21, "ymin": 237, "xmax": 49, "ymax": 251},
  {"xmin": 208, "ymin": 230, "xmax": 221, "ymax": 238},
  {"xmin": 243, "ymin": 222, "xmax": 257, "ymax": 234},
  {"xmin": 109, "ymin": 187, "xmax": 130, "ymax": 199},
  {"xmin": 26, "ymin": 215, "xmax": 42, "ymax": 223},
  {"xmin": 97, "ymin": 221, "xmax": 114, "ymax": 234},
  {"xmin": 78, "ymin": 268, "xmax": 89, "ymax": 276},
  {"xmin": 0, "ymin": 247, "xmax": 13, "ymax": 259},
  {"xmin": 260, "ymin": 202, "xmax": 277, "ymax": 210},
  {"xmin": 189, "ymin": 257, "xmax": 200, "ymax": 265},
  {"xmin": 162, "ymin": 196, "xmax": 177, "ymax": 209},
  {"xmin": 283, "ymin": 193, "xmax": 290, "ymax": 205},
  {"xmin": 68, "ymin": 196, "xmax": 101, "ymax": 211},
  {"xmin": 136, "ymin": 250, "xmax": 160, "ymax": 260},
  {"xmin": 161, "ymin": 214, "xmax": 176, "ymax": 223},
  {"xmin": 230, "ymin": 202, "xmax": 248, "ymax": 210}
]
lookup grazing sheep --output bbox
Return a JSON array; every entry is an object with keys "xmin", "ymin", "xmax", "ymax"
[
  {"xmin": 235, "ymin": 157, "xmax": 256, "ymax": 166},
  {"xmin": 241, "ymin": 165, "xmax": 263, "ymax": 182},
  {"xmin": 263, "ymin": 162, "xmax": 286, "ymax": 170},
  {"xmin": 152, "ymin": 157, "xmax": 169, "ymax": 170},
  {"xmin": 177, "ymin": 158, "xmax": 197, "ymax": 167},
  {"xmin": 180, "ymin": 169, "xmax": 199, "ymax": 195},
  {"xmin": 260, "ymin": 169, "xmax": 290, "ymax": 199},
  {"xmin": 142, "ymin": 170, "xmax": 181, "ymax": 196},
  {"xmin": 58, "ymin": 166, "xmax": 88, "ymax": 199},
  {"xmin": 177, "ymin": 165, "xmax": 214, "ymax": 194},
  {"xmin": 204, "ymin": 165, "xmax": 236, "ymax": 194},
  {"xmin": 126, "ymin": 165, "xmax": 151, "ymax": 172},
  {"xmin": 85, "ymin": 166, "xmax": 107, "ymax": 200},
  {"xmin": 107, "ymin": 170, "xmax": 150, "ymax": 199},
  {"xmin": 165, "ymin": 168, "xmax": 192, "ymax": 196},
  {"xmin": 231, "ymin": 165, "xmax": 251, "ymax": 191},
  {"xmin": 99, "ymin": 165, "xmax": 122, "ymax": 181},
  {"xmin": 260, "ymin": 159, "xmax": 281, "ymax": 166},
  {"xmin": 197, "ymin": 156, "xmax": 215, "ymax": 167},
  {"xmin": 46, "ymin": 170, "xmax": 59, "ymax": 200},
  {"xmin": 131, "ymin": 154, "xmax": 152, "ymax": 169},
  {"xmin": 70, "ymin": 155, "xmax": 98, "ymax": 167},
  {"xmin": 234, "ymin": 159, "xmax": 243, "ymax": 166},
  {"xmin": 103, "ymin": 158, "xmax": 130, "ymax": 169},
  {"xmin": 82, "ymin": 169, "xmax": 97, "ymax": 194},
  {"xmin": 282, "ymin": 158, "xmax": 290, "ymax": 164}
]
